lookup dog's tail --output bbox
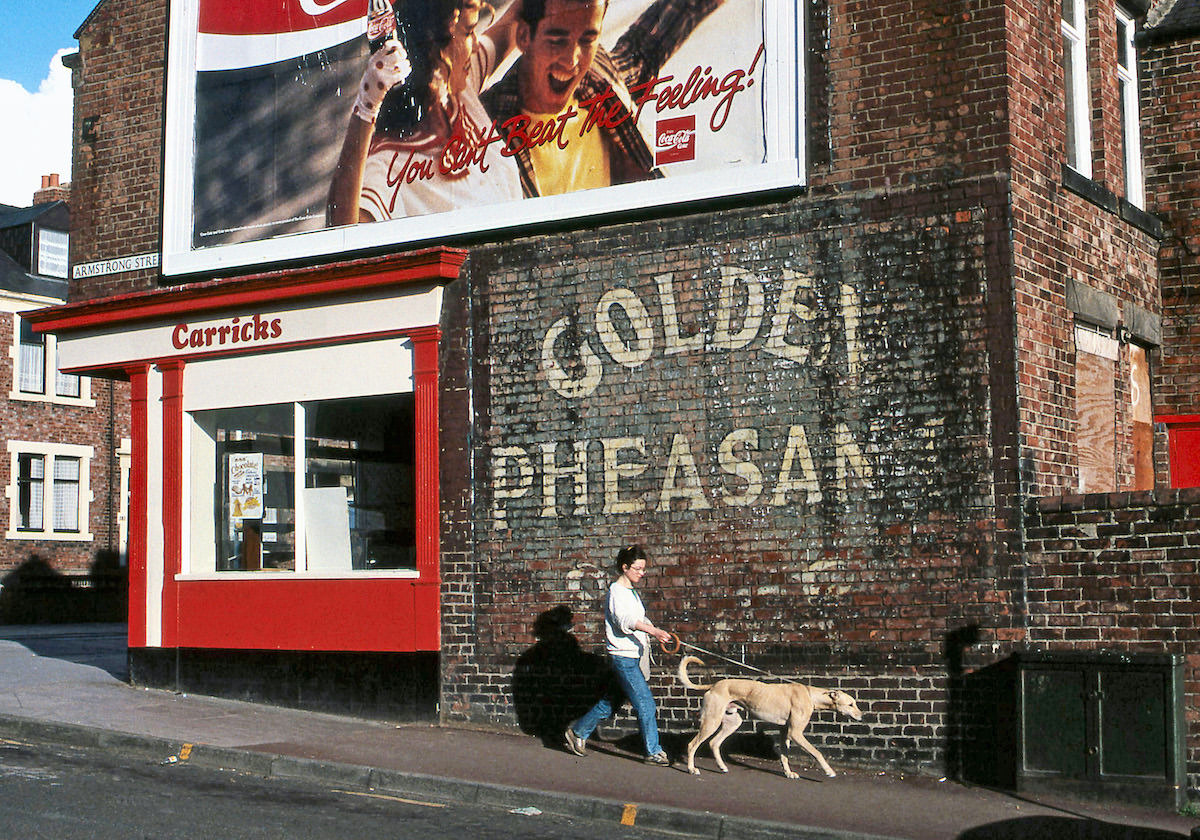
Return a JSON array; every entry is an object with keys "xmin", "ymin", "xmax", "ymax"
[{"xmin": 677, "ymin": 655, "xmax": 713, "ymax": 691}]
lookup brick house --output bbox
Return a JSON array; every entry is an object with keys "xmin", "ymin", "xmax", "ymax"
[
  {"xmin": 0, "ymin": 190, "xmax": 129, "ymax": 623},
  {"xmin": 34, "ymin": 0, "xmax": 1199, "ymax": 804}
]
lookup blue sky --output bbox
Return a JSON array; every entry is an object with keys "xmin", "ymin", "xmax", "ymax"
[
  {"xmin": 0, "ymin": 0, "xmax": 95, "ymax": 91},
  {"xmin": 0, "ymin": 0, "xmax": 95, "ymax": 205}
]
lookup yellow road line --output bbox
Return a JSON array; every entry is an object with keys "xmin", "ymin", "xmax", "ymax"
[{"xmin": 621, "ymin": 803, "xmax": 638, "ymax": 825}]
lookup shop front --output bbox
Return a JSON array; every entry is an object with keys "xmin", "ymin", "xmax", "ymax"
[{"xmin": 26, "ymin": 249, "xmax": 463, "ymax": 716}]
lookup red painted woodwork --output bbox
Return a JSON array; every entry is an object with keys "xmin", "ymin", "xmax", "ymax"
[
  {"xmin": 174, "ymin": 577, "xmax": 437, "ymax": 651},
  {"xmin": 125, "ymin": 366, "xmax": 150, "ymax": 648},
  {"xmin": 159, "ymin": 362, "xmax": 185, "ymax": 646},
  {"xmin": 1156, "ymin": 415, "xmax": 1200, "ymax": 488}
]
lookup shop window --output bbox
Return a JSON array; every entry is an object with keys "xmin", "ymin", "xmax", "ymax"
[
  {"xmin": 1062, "ymin": 0, "xmax": 1092, "ymax": 178},
  {"xmin": 11, "ymin": 314, "xmax": 89, "ymax": 404},
  {"xmin": 190, "ymin": 394, "xmax": 415, "ymax": 574},
  {"xmin": 1115, "ymin": 7, "xmax": 1143, "ymax": 208},
  {"xmin": 5, "ymin": 442, "xmax": 94, "ymax": 541}
]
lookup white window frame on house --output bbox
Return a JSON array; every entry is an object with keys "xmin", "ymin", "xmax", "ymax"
[
  {"xmin": 9, "ymin": 313, "xmax": 93, "ymax": 406},
  {"xmin": 1062, "ymin": 0, "xmax": 1093, "ymax": 178},
  {"xmin": 4, "ymin": 441, "xmax": 95, "ymax": 542},
  {"xmin": 36, "ymin": 229, "xmax": 69, "ymax": 279},
  {"xmin": 1115, "ymin": 6, "xmax": 1144, "ymax": 208}
]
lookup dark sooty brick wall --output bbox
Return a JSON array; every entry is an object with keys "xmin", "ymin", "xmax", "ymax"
[{"xmin": 442, "ymin": 191, "xmax": 1017, "ymax": 775}]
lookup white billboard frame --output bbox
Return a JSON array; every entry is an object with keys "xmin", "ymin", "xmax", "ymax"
[{"xmin": 162, "ymin": 0, "xmax": 806, "ymax": 278}]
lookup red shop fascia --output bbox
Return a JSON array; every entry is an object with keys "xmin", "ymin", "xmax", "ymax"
[{"xmin": 24, "ymin": 248, "xmax": 464, "ymax": 654}]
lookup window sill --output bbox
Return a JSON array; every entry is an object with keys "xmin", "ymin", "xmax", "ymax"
[
  {"xmin": 175, "ymin": 570, "xmax": 421, "ymax": 581},
  {"xmin": 1062, "ymin": 165, "xmax": 1165, "ymax": 239},
  {"xmin": 5, "ymin": 531, "xmax": 93, "ymax": 542},
  {"xmin": 8, "ymin": 390, "xmax": 95, "ymax": 408}
]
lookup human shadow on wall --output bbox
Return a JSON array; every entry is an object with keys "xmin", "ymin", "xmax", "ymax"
[
  {"xmin": 0, "ymin": 552, "xmax": 128, "ymax": 626},
  {"xmin": 512, "ymin": 606, "xmax": 610, "ymax": 748},
  {"xmin": 955, "ymin": 816, "xmax": 1187, "ymax": 839}
]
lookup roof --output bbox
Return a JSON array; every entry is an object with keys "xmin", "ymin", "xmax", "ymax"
[
  {"xmin": 73, "ymin": 0, "xmax": 109, "ymax": 40},
  {"xmin": 0, "ymin": 201, "xmax": 68, "ymax": 232},
  {"xmin": 0, "ymin": 249, "xmax": 67, "ymax": 301},
  {"xmin": 1143, "ymin": 0, "xmax": 1200, "ymax": 42}
]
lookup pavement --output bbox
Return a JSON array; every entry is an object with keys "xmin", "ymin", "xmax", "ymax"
[{"xmin": 0, "ymin": 624, "xmax": 1195, "ymax": 840}]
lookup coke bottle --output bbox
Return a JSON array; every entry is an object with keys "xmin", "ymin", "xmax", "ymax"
[{"xmin": 366, "ymin": 0, "xmax": 396, "ymax": 52}]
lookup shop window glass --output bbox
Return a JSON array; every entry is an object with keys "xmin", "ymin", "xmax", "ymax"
[
  {"xmin": 304, "ymin": 394, "xmax": 416, "ymax": 572},
  {"xmin": 192, "ymin": 393, "xmax": 414, "ymax": 573}
]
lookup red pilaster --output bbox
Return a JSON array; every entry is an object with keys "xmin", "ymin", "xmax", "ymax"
[
  {"xmin": 125, "ymin": 365, "xmax": 150, "ymax": 648},
  {"xmin": 411, "ymin": 327, "xmax": 441, "ymax": 649},
  {"xmin": 158, "ymin": 361, "xmax": 185, "ymax": 647}
]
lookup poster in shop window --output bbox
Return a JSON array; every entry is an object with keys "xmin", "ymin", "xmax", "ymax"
[
  {"xmin": 228, "ymin": 453, "xmax": 264, "ymax": 521},
  {"xmin": 162, "ymin": 0, "xmax": 802, "ymax": 275}
]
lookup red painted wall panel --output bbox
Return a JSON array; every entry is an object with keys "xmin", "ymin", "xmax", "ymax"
[{"xmin": 174, "ymin": 577, "xmax": 436, "ymax": 651}]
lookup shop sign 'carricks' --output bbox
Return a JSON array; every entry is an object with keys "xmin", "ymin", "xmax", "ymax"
[
  {"xmin": 161, "ymin": 0, "xmax": 803, "ymax": 276},
  {"xmin": 24, "ymin": 250, "xmax": 464, "ymax": 654}
]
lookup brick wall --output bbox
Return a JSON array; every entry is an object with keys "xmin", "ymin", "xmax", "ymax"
[
  {"xmin": 1143, "ymin": 35, "xmax": 1200, "ymax": 421},
  {"xmin": 443, "ymin": 185, "xmax": 1018, "ymax": 775},
  {"xmin": 68, "ymin": 0, "xmax": 166, "ymax": 301},
  {"xmin": 1006, "ymin": 0, "xmax": 1162, "ymax": 498},
  {"xmin": 0, "ymin": 311, "xmax": 131, "ymax": 621},
  {"xmin": 1024, "ymin": 489, "xmax": 1200, "ymax": 792}
]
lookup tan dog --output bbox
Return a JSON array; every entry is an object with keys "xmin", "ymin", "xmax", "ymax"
[{"xmin": 677, "ymin": 655, "xmax": 863, "ymax": 779}]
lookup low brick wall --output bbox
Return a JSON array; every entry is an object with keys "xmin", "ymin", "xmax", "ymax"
[{"xmin": 1024, "ymin": 488, "xmax": 1200, "ymax": 795}]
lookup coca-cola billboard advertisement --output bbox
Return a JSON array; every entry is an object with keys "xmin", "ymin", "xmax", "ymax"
[{"xmin": 162, "ymin": 0, "xmax": 803, "ymax": 276}]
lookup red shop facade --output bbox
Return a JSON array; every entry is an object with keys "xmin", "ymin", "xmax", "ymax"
[{"xmin": 26, "ymin": 249, "xmax": 462, "ymax": 717}]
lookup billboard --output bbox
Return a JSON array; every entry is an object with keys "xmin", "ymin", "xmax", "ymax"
[{"xmin": 163, "ymin": 0, "xmax": 804, "ymax": 276}]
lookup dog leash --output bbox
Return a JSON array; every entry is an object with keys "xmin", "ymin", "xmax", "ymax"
[{"xmin": 660, "ymin": 633, "xmax": 801, "ymax": 684}]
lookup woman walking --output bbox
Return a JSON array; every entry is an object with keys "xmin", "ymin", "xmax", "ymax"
[{"xmin": 565, "ymin": 545, "xmax": 672, "ymax": 766}]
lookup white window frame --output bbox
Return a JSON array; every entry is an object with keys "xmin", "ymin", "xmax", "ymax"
[
  {"xmin": 5, "ymin": 441, "xmax": 95, "ymax": 542},
  {"xmin": 181, "ymin": 337, "xmax": 419, "ymax": 580},
  {"xmin": 1062, "ymin": 0, "xmax": 1093, "ymax": 178},
  {"xmin": 1116, "ymin": 6, "xmax": 1144, "ymax": 208},
  {"xmin": 36, "ymin": 228, "xmax": 69, "ymax": 279},
  {"xmin": 9, "ymin": 313, "xmax": 94, "ymax": 406}
]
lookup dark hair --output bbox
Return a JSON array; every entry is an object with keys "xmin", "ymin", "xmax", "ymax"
[
  {"xmin": 616, "ymin": 544, "xmax": 647, "ymax": 573},
  {"xmin": 519, "ymin": 0, "xmax": 608, "ymax": 33},
  {"xmin": 375, "ymin": 0, "xmax": 464, "ymax": 136}
]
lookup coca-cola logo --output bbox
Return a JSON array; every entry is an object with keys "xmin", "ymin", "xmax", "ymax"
[
  {"xmin": 199, "ymin": 0, "xmax": 365, "ymax": 36},
  {"xmin": 655, "ymin": 116, "xmax": 696, "ymax": 166}
]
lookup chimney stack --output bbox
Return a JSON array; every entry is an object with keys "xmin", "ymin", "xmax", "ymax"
[{"xmin": 33, "ymin": 173, "xmax": 70, "ymax": 206}]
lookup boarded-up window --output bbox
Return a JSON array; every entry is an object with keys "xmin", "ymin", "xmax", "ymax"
[
  {"xmin": 1128, "ymin": 344, "xmax": 1153, "ymax": 491},
  {"xmin": 1075, "ymin": 325, "xmax": 1117, "ymax": 493}
]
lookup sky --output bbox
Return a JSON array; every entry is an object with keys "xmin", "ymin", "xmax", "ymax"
[{"xmin": 0, "ymin": 0, "xmax": 98, "ymax": 207}]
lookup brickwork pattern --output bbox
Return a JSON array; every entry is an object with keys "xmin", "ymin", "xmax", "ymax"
[
  {"xmin": 441, "ymin": 188, "xmax": 1016, "ymax": 777},
  {"xmin": 1025, "ymin": 489, "xmax": 1200, "ymax": 794},
  {"xmin": 1142, "ymin": 38, "xmax": 1200, "ymax": 421},
  {"xmin": 0, "ymin": 314, "xmax": 131, "ymax": 611},
  {"xmin": 68, "ymin": 0, "xmax": 166, "ymax": 301},
  {"xmin": 1006, "ymin": 0, "xmax": 1161, "ymax": 498}
]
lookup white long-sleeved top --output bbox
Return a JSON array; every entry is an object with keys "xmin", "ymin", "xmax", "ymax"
[{"xmin": 604, "ymin": 582, "xmax": 647, "ymax": 659}]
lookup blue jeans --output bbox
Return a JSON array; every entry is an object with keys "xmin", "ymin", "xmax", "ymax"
[{"xmin": 571, "ymin": 654, "xmax": 662, "ymax": 756}]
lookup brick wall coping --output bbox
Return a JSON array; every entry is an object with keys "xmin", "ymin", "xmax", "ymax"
[{"xmin": 1034, "ymin": 486, "xmax": 1200, "ymax": 513}]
